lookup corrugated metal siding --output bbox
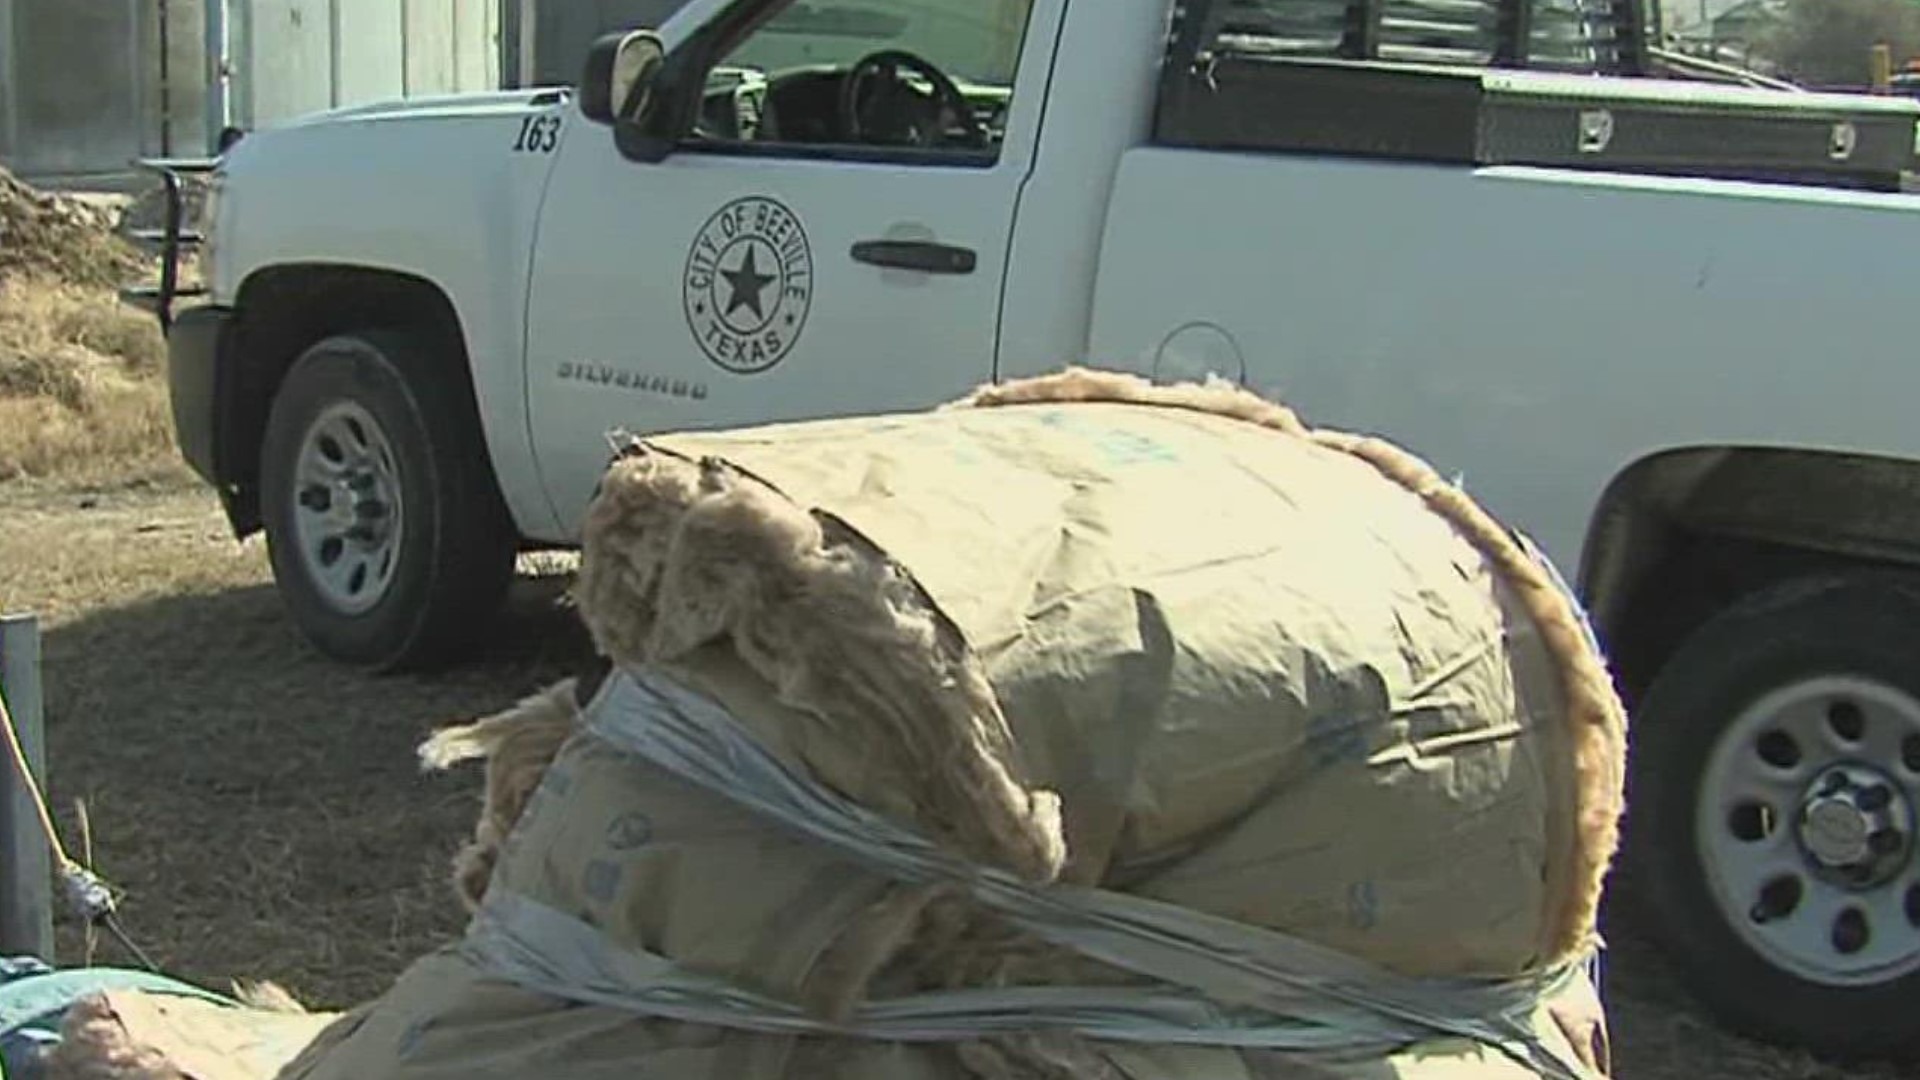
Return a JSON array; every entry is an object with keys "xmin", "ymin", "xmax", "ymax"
[
  {"xmin": 0, "ymin": 0, "xmax": 148, "ymax": 178},
  {"xmin": 0, "ymin": 0, "xmax": 499, "ymax": 180},
  {"xmin": 454, "ymin": 0, "xmax": 497, "ymax": 90},
  {"xmin": 239, "ymin": 0, "xmax": 332, "ymax": 124},
  {"xmin": 239, "ymin": 0, "xmax": 497, "ymax": 128},
  {"xmin": 501, "ymin": 0, "xmax": 690, "ymax": 87},
  {"xmin": 337, "ymin": 0, "xmax": 406, "ymax": 106}
]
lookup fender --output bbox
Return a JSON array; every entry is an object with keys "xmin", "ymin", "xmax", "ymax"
[{"xmin": 211, "ymin": 90, "xmax": 577, "ymax": 540}]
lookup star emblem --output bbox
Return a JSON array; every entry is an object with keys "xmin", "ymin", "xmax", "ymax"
[
  {"xmin": 683, "ymin": 196, "xmax": 812, "ymax": 375},
  {"xmin": 721, "ymin": 245, "xmax": 776, "ymax": 320}
]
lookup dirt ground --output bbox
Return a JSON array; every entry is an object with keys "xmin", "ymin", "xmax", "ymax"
[
  {"xmin": 0, "ymin": 477, "xmax": 1913, "ymax": 1079},
  {"xmin": 0, "ymin": 480, "xmax": 588, "ymax": 1002}
]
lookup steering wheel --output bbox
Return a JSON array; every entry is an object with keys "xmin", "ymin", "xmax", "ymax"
[{"xmin": 837, "ymin": 49, "xmax": 985, "ymax": 149}]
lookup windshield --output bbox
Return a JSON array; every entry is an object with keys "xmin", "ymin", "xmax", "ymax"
[{"xmin": 723, "ymin": 1, "xmax": 1031, "ymax": 86}]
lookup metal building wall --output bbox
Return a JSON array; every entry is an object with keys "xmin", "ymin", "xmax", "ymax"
[
  {"xmin": 0, "ymin": 0, "xmax": 209, "ymax": 180},
  {"xmin": 0, "ymin": 0, "xmax": 141, "ymax": 177},
  {"xmin": 235, "ymin": 0, "xmax": 499, "ymax": 129},
  {"xmin": 499, "ymin": 0, "xmax": 690, "ymax": 88},
  {"xmin": 152, "ymin": 0, "xmax": 213, "ymax": 161},
  {"xmin": 0, "ymin": 0, "xmax": 499, "ymax": 182}
]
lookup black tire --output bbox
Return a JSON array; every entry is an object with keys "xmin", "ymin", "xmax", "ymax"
[
  {"xmin": 258, "ymin": 330, "xmax": 517, "ymax": 672},
  {"xmin": 1625, "ymin": 572, "xmax": 1920, "ymax": 1062}
]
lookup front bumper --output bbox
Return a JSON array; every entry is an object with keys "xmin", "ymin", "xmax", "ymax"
[{"xmin": 166, "ymin": 304, "xmax": 235, "ymax": 487}]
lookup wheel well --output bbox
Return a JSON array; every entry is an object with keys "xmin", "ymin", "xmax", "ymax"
[
  {"xmin": 1582, "ymin": 446, "xmax": 1920, "ymax": 704},
  {"xmin": 222, "ymin": 265, "xmax": 489, "ymax": 536}
]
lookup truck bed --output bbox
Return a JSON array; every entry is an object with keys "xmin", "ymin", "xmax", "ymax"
[
  {"xmin": 1085, "ymin": 146, "xmax": 1920, "ymax": 572},
  {"xmin": 1154, "ymin": 58, "xmax": 1920, "ymax": 192}
]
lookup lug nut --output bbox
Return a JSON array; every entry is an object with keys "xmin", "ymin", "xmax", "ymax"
[
  {"xmin": 299, "ymin": 487, "xmax": 331, "ymax": 511},
  {"xmin": 1870, "ymin": 828, "xmax": 1905, "ymax": 856},
  {"xmin": 355, "ymin": 500, "xmax": 388, "ymax": 520},
  {"xmin": 1858, "ymin": 785, "xmax": 1893, "ymax": 812}
]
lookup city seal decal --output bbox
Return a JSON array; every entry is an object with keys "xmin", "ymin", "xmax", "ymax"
[{"xmin": 683, "ymin": 195, "xmax": 813, "ymax": 374}]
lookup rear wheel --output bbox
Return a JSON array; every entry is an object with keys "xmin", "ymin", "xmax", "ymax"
[
  {"xmin": 1627, "ymin": 574, "xmax": 1920, "ymax": 1061},
  {"xmin": 258, "ymin": 329, "xmax": 516, "ymax": 671}
]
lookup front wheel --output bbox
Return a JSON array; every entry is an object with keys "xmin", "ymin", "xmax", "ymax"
[
  {"xmin": 1627, "ymin": 574, "xmax": 1920, "ymax": 1062},
  {"xmin": 258, "ymin": 330, "xmax": 516, "ymax": 672}
]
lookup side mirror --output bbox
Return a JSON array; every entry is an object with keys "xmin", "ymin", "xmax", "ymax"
[{"xmin": 580, "ymin": 29, "xmax": 666, "ymax": 127}]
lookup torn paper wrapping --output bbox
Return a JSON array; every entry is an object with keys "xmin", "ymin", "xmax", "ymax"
[
  {"xmin": 280, "ymin": 370, "xmax": 1623, "ymax": 1079},
  {"xmin": 274, "ymin": 944, "xmax": 1602, "ymax": 1080},
  {"xmin": 591, "ymin": 393, "xmax": 1587, "ymax": 976},
  {"xmin": 39, "ymin": 988, "xmax": 337, "ymax": 1080}
]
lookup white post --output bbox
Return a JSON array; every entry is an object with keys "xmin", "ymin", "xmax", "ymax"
[
  {"xmin": 400, "ymin": 0, "xmax": 413, "ymax": 96},
  {"xmin": 205, "ymin": 0, "xmax": 232, "ymax": 151},
  {"xmin": 518, "ymin": 0, "xmax": 537, "ymax": 89},
  {"xmin": 0, "ymin": 0, "xmax": 15, "ymax": 164},
  {"xmin": 0, "ymin": 614, "xmax": 53, "ymax": 962},
  {"xmin": 327, "ymin": 0, "xmax": 342, "ymax": 108}
]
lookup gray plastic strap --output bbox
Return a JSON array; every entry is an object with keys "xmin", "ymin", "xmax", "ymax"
[
  {"xmin": 472, "ymin": 890, "xmax": 1419, "ymax": 1052},
  {"xmin": 466, "ymin": 668, "xmax": 1597, "ymax": 1079}
]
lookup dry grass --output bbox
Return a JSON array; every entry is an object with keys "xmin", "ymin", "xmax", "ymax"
[
  {"xmin": 0, "ymin": 392, "xmax": 181, "ymax": 486},
  {"xmin": 0, "ymin": 274, "xmax": 185, "ymax": 484},
  {"xmin": 0, "ymin": 169, "xmax": 148, "ymax": 289},
  {"xmin": 0, "ymin": 478, "xmax": 1914, "ymax": 1078},
  {"xmin": 0, "ymin": 165, "xmax": 185, "ymax": 484}
]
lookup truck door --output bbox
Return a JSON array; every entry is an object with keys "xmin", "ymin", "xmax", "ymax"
[{"xmin": 522, "ymin": 0, "xmax": 1058, "ymax": 531}]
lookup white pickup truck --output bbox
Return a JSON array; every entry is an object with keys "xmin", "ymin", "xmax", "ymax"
[{"xmin": 135, "ymin": 0, "xmax": 1920, "ymax": 1063}]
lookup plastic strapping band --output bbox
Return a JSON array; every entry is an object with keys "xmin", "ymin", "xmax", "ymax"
[
  {"xmin": 472, "ymin": 892, "xmax": 1436, "ymax": 1052},
  {"xmin": 465, "ymin": 668, "xmax": 1598, "ymax": 1080}
]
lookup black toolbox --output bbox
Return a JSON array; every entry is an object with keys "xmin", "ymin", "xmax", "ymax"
[{"xmin": 1155, "ymin": 0, "xmax": 1920, "ymax": 192}]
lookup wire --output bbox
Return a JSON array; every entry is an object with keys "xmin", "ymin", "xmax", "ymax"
[
  {"xmin": 104, "ymin": 913, "xmax": 160, "ymax": 973},
  {"xmin": 76, "ymin": 797, "xmax": 99, "ymax": 966},
  {"xmin": 1647, "ymin": 46, "xmax": 1805, "ymax": 92},
  {"xmin": 0, "ymin": 679, "xmax": 74, "ymax": 872},
  {"xmin": 2, "ymin": 676, "xmax": 160, "ymax": 973}
]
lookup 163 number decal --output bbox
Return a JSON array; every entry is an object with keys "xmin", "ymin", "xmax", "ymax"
[{"xmin": 512, "ymin": 114, "xmax": 562, "ymax": 153}]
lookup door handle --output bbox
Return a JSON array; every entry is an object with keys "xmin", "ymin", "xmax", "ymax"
[{"xmin": 850, "ymin": 239, "xmax": 977, "ymax": 275}]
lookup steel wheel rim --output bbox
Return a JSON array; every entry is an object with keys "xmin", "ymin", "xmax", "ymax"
[
  {"xmin": 1697, "ymin": 674, "xmax": 1920, "ymax": 986},
  {"xmin": 289, "ymin": 401, "xmax": 405, "ymax": 616}
]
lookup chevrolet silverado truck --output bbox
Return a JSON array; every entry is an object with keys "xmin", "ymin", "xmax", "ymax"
[{"xmin": 131, "ymin": 0, "xmax": 1920, "ymax": 1062}]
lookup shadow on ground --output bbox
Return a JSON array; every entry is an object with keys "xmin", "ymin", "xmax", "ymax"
[
  {"xmin": 1583, "ymin": 864, "xmax": 1910, "ymax": 1079},
  {"xmin": 35, "ymin": 573, "xmax": 595, "ymax": 1006}
]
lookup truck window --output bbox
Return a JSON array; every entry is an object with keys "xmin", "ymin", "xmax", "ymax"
[
  {"xmin": 1199, "ymin": 0, "xmax": 1635, "ymax": 73},
  {"xmin": 685, "ymin": 0, "xmax": 1035, "ymax": 162}
]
